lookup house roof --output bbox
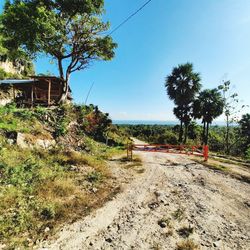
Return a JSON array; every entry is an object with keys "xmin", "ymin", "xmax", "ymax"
[
  {"xmin": 0, "ymin": 76, "xmax": 63, "ymax": 86},
  {"xmin": 0, "ymin": 79, "xmax": 37, "ymax": 85}
]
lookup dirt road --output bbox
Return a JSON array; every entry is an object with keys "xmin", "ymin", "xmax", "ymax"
[{"xmin": 40, "ymin": 151, "xmax": 250, "ymax": 250}]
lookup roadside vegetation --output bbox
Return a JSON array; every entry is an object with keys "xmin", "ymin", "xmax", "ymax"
[
  {"xmin": 119, "ymin": 120, "xmax": 250, "ymax": 161},
  {"xmin": 0, "ymin": 103, "xmax": 127, "ymax": 248}
]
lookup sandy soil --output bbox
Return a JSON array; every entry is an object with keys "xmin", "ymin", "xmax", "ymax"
[{"xmin": 40, "ymin": 150, "xmax": 250, "ymax": 250}]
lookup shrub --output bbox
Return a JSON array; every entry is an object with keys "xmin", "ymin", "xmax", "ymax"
[
  {"xmin": 157, "ymin": 130, "xmax": 178, "ymax": 144},
  {"xmin": 246, "ymin": 147, "xmax": 250, "ymax": 160},
  {"xmin": 176, "ymin": 239, "xmax": 199, "ymax": 250},
  {"xmin": 86, "ymin": 171, "xmax": 103, "ymax": 183}
]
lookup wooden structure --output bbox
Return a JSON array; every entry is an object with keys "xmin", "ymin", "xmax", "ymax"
[
  {"xmin": 0, "ymin": 76, "xmax": 71, "ymax": 107},
  {"xmin": 128, "ymin": 143, "xmax": 209, "ymax": 161}
]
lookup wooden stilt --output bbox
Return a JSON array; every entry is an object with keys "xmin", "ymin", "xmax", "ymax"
[
  {"xmin": 48, "ymin": 80, "xmax": 51, "ymax": 106},
  {"xmin": 31, "ymin": 85, "xmax": 34, "ymax": 107}
]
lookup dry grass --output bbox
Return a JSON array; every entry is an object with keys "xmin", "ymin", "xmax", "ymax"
[
  {"xmin": 192, "ymin": 158, "xmax": 250, "ymax": 184},
  {"xmin": 176, "ymin": 239, "xmax": 199, "ymax": 250},
  {"xmin": 0, "ymin": 145, "xmax": 115, "ymax": 248}
]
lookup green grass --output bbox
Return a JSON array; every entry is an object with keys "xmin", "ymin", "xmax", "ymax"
[
  {"xmin": 0, "ymin": 103, "xmax": 127, "ymax": 248},
  {"xmin": 0, "ymin": 143, "xmax": 112, "ymax": 248}
]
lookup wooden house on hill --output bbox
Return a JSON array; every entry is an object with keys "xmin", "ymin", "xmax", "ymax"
[{"xmin": 0, "ymin": 76, "xmax": 72, "ymax": 106}]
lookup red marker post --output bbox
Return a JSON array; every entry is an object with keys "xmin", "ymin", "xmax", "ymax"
[{"xmin": 203, "ymin": 145, "xmax": 209, "ymax": 161}]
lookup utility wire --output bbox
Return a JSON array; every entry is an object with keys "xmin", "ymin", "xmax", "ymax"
[
  {"xmin": 109, "ymin": 0, "xmax": 153, "ymax": 35},
  {"xmin": 85, "ymin": 82, "xmax": 94, "ymax": 105}
]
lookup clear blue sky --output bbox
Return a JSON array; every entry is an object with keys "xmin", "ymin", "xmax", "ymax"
[{"xmin": 1, "ymin": 0, "xmax": 250, "ymax": 121}]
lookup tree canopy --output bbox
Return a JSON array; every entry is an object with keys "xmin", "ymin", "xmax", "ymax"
[
  {"xmin": 1, "ymin": 0, "xmax": 117, "ymax": 101},
  {"xmin": 165, "ymin": 63, "xmax": 201, "ymax": 143},
  {"xmin": 193, "ymin": 88, "xmax": 224, "ymax": 144}
]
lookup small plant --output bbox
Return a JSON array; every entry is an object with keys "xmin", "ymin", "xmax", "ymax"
[
  {"xmin": 245, "ymin": 147, "xmax": 250, "ymax": 160},
  {"xmin": 176, "ymin": 239, "xmax": 199, "ymax": 250},
  {"xmin": 86, "ymin": 171, "xmax": 103, "ymax": 183},
  {"xmin": 172, "ymin": 208, "xmax": 185, "ymax": 222},
  {"xmin": 177, "ymin": 225, "xmax": 194, "ymax": 238},
  {"xmin": 158, "ymin": 217, "xmax": 171, "ymax": 228},
  {"xmin": 40, "ymin": 204, "xmax": 56, "ymax": 220}
]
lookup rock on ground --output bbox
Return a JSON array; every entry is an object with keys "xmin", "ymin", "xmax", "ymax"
[{"xmin": 39, "ymin": 151, "xmax": 250, "ymax": 250}]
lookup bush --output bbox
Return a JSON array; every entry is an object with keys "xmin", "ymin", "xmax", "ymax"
[
  {"xmin": 156, "ymin": 130, "xmax": 178, "ymax": 144},
  {"xmin": 86, "ymin": 171, "xmax": 103, "ymax": 183},
  {"xmin": 246, "ymin": 147, "xmax": 250, "ymax": 160}
]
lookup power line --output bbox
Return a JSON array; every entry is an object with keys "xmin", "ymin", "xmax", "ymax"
[
  {"xmin": 109, "ymin": 0, "xmax": 153, "ymax": 35},
  {"xmin": 85, "ymin": 82, "xmax": 94, "ymax": 105}
]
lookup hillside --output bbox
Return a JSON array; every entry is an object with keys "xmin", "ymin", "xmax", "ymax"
[
  {"xmin": 0, "ymin": 104, "xmax": 249, "ymax": 249},
  {"xmin": 0, "ymin": 103, "xmax": 130, "ymax": 248}
]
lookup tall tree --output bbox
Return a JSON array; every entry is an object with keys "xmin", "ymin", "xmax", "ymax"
[
  {"xmin": 218, "ymin": 80, "xmax": 248, "ymax": 154},
  {"xmin": 193, "ymin": 88, "xmax": 224, "ymax": 145},
  {"xmin": 165, "ymin": 63, "xmax": 201, "ymax": 143},
  {"xmin": 1, "ymin": 0, "xmax": 117, "ymax": 102}
]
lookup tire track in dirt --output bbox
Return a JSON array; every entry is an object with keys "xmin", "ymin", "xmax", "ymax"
[{"xmin": 40, "ymin": 151, "xmax": 250, "ymax": 250}]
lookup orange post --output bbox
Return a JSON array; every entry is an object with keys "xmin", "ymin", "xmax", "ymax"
[{"xmin": 203, "ymin": 145, "xmax": 209, "ymax": 161}]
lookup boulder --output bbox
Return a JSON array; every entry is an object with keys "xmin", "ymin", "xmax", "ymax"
[{"xmin": 16, "ymin": 133, "xmax": 56, "ymax": 149}]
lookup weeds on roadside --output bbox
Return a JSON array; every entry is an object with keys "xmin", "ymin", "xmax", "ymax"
[
  {"xmin": 158, "ymin": 217, "xmax": 171, "ymax": 228},
  {"xmin": 177, "ymin": 225, "xmax": 194, "ymax": 238},
  {"xmin": 0, "ymin": 145, "xmax": 110, "ymax": 247},
  {"xmin": 86, "ymin": 171, "xmax": 103, "ymax": 184},
  {"xmin": 172, "ymin": 208, "xmax": 185, "ymax": 222},
  {"xmin": 176, "ymin": 239, "xmax": 199, "ymax": 250}
]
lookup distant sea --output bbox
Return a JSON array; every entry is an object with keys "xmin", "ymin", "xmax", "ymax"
[
  {"xmin": 113, "ymin": 120, "xmax": 179, "ymax": 125},
  {"xmin": 113, "ymin": 120, "xmax": 229, "ymax": 126}
]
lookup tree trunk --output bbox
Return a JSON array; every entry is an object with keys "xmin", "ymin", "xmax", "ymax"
[
  {"xmin": 205, "ymin": 122, "xmax": 209, "ymax": 145},
  {"xmin": 225, "ymin": 115, "xmax": 229, "ymax": 154},
  {"xmin": 202, "ymin": 121, "xmax": 206, "ymax": 145},
  {"xmin": 58, "ymin": 79, "xmax": 69, "ymax": 104},
  {"xmin": 179, "ymin": 120, "xmax": 183, "ymax": 144},
  {"xmin": 58, "ymin": 64, "xmax": 70, "ymax": 104},
  {"xmin": 184, "ymin": 123, "xmax": 188, "ymax": 144}
]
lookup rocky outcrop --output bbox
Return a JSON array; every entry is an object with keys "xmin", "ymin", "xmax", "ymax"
[{"xmin": 15, "ymin": 132, "xmax": 56, "ymax": 149}]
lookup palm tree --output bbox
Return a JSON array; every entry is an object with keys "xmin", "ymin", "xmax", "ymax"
[
  {"xmin": 193, "ymin": 89, "xmax": 224, "ymax": 145},
  {"xmin": 165, "ymin": 63, "xmax": 201, "ymax": 143}
]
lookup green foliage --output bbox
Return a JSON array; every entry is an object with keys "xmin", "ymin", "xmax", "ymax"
[
  {"xmin": 165, "ymin": 63, "xmax": 201, "ymax": 143},
  {"xmin": 78, "ymin": 104, "xmax": 112, "ymax": 142},
  {"xmin": 157, "ymin": 130, "xmax": 178, "ymax": 145},
  {"xmin": 208, "ymin": 129, "xmax": 224, "ymax": 152},
  {"xmin": 86, "ymin": 171, "xmax": 103, "ymax": 183},
  {"xmin": 239, "ymin": 113, "xmax": 250, "ymax": 154},
  {"xmin": 0, "ymin": 31, "xmax": 35, "ymax": 78},
  {"xmin": 0, "ymin": 103, "xmax": 45, "ymax": 134},
  {"xmin": 0, "ymin": 141, "xmax": 113, "ymax": 247},
  {"xmin": 217, "ymin": 80, "xmax": 248, "ymax": 154},
  {"xmin": 0, "ymin": 67, "xmax": 23, "ymax": 80},
  {"xmin": 245, "ymin": 147, "xmax": 250, "ymax": 160},
  {"xmin": 1, "ymin": 0, "xmax": 116, "ymax": 102},
  {"xmin": 121, "ymin": 123, "xmax": 249, "ymax": 157},
  {"xmin": 193, "ymin": 88, "xmax": 224, "ymax": 144},
  {"xmin": 54, "ymin": 105, "xmax": 72, "ymax": 137}
]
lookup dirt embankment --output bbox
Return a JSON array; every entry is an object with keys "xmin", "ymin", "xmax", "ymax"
[{"xmin": 40, "ymin": 151, "xmax": 250, "ymax": 250}]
